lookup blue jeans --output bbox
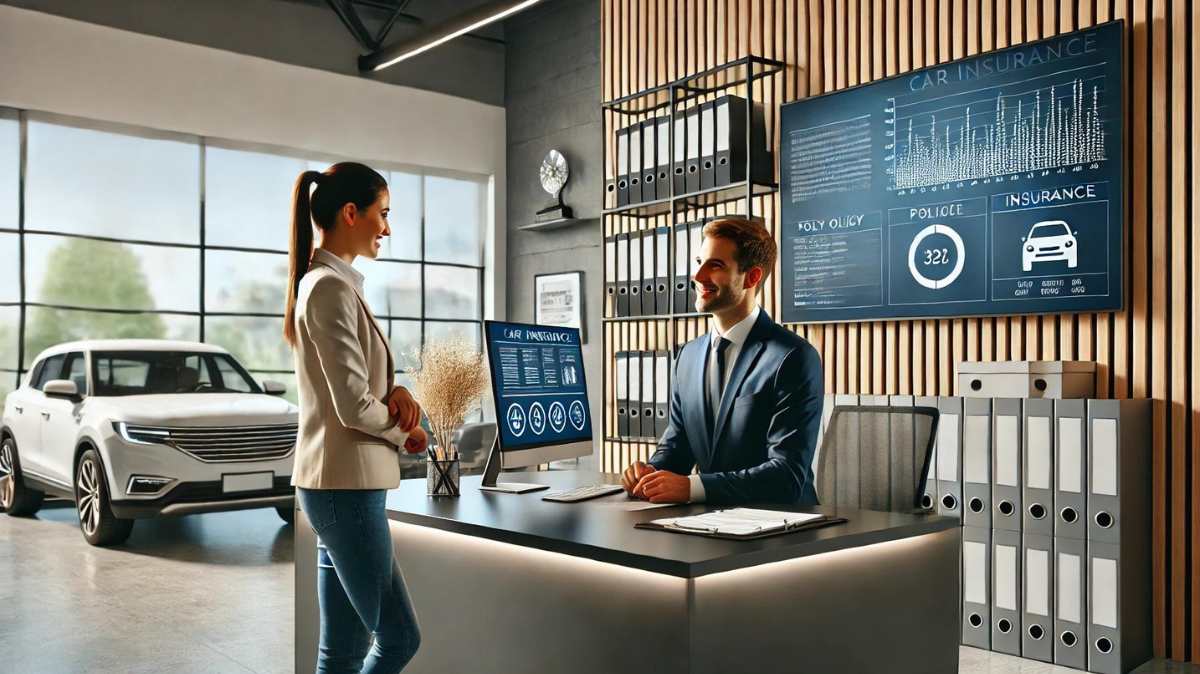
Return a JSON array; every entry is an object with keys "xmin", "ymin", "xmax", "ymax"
[{"xmin": 297, "ymin": 488, "xmax": 421, "ymax": 674}]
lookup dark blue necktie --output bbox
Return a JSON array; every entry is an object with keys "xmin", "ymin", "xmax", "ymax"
[{"xmin": 707, "ymin": 337, "xmax": 732, "ymax": 428}]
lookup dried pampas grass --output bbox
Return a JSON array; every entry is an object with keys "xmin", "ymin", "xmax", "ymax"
[{"xmin": 407, "ymin": 338, "xmax": 489, "ymax": 460}]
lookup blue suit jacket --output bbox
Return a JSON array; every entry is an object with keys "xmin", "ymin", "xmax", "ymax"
[{"xmin": 648, "ymin": 310, "xmax": 824, "ymax": 506}]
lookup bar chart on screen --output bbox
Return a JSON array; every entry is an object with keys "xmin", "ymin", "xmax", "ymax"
[{"xmin": 889, "ymin": 65, "xmax": 1110, "ymax": 195}]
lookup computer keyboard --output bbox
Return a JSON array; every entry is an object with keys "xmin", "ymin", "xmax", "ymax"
[{"xmin": 542, "ymin": 484, "xmax": 626, "ymax": 503}]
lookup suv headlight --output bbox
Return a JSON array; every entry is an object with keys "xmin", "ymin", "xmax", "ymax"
[
  {"xmin": 1026, "ymin": 245, "xmax": 1035, "ymax": 252},
  {"xmin": 113, "ymin": 421, "xmax": 171, "ymax": 445},
  {"xmin": 1065, "ymin": 240, "xmax": 1073, "ymax": 247}
]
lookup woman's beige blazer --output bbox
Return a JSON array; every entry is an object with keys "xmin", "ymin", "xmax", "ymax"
[{"xmin": 291, "ymin": 254, "xmax": 408, "ymax": 489}]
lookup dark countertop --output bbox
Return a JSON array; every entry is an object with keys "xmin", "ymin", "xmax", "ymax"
[{"xmin": 385, "ymin": 470, "xmax": 959, "ymax": 578}]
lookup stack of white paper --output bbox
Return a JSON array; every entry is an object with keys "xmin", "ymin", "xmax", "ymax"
[{"xmin": 649, "ymin": 508, "xmax": 826, "ymax": 536}]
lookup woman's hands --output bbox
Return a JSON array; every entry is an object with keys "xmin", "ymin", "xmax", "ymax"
[
  {"xmin": 402, "ymin": 426, "xmax": 428, "ymax": 454},
  {"xmin": 386, "ymin": 386, "xmax": 421, "ymax": 432}
]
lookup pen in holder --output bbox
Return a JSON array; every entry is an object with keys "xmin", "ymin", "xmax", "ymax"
[{"xmin": 426, "ymin": 448, "xmax": 460, "ymax": 497}]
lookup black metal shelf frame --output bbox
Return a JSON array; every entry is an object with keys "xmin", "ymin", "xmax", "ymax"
[{"xmin": 600, "ymin": 56, "xmax": 784, "ymax": 448}]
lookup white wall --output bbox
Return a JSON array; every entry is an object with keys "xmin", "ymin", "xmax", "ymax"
[{"xmin": 0, "ymin": 4, "xmax": 507, "ymax": 319}]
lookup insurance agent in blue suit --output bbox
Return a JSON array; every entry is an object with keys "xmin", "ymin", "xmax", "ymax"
[{"xmin": 621, "ymin": 217, "xmax": 824, "ymax": 506}]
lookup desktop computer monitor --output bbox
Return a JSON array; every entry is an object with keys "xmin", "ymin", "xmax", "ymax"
[{"xmin": 480, "ymin": 319, "xmax": 593, "ymax": 493}]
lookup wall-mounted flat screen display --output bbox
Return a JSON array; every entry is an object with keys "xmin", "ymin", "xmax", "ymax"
[{"xmin": 779, "ymin": 21, "xmax": 1123, "ymax": 323}]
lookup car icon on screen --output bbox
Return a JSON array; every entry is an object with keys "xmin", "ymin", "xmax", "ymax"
[{"xmin": 1021, "ymin": 220, "xmax": 1078, "ymax": 272}]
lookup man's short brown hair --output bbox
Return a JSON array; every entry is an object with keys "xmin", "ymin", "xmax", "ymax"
[{"xmin": 702, "ymin": 217, "xmax": 777, "ymax": 279}]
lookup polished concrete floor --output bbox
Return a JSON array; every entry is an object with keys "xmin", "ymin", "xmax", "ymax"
[
  {"xmin": 0, "ymin": 501, "xmax": 1196, "ymax": 674},
  {"xmin": 1, "ymin": 500, "xmax": 293, "ymax": 674}
]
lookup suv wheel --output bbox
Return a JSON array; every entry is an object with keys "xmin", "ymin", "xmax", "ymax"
[
  {"xmin": 75, "ymin": 448, "xmax": 133, "ymax": 546},
  {"xmin": 1, "ymin": 437, "xmax": 45, "ymax": 516}
]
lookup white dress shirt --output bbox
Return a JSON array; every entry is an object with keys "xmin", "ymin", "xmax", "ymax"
[{"xmin": 689, "ymin": 306, "xmax": 760, "ymax": 502}]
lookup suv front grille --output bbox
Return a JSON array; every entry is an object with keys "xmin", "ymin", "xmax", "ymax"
[{"xmin": 125, "ymin": 423, "xmax": 297, "ymax": 463}]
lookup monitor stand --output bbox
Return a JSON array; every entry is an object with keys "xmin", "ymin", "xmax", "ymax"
[{"xmin": 479, "ymin": 436, "xmax": 550, "ymax": 494}]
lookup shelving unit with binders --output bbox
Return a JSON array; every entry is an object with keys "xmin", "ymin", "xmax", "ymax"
[{"xmin": 600, "ymin": 56, "xmax": 782, "ymax": 464}]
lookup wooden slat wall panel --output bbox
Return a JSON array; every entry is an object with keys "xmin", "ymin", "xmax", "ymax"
[{"xmin": 600, "ymin": 0, "xmax": 1197, "ymax": 660}]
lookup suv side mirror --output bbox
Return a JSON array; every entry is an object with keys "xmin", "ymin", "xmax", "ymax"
[
  {"xmin": 43, "ymin": 379, "xmax": 80, "ymax": 399},
  {"xmin": 262, "ymin": 380, "xmax": 287, "ymax": 396}
]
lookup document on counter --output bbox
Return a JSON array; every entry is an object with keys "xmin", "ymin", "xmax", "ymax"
[{"xmin": 636, "ymin": 508, "xmax": 847, "ymax": 540}]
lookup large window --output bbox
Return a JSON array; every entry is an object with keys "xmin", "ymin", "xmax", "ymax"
[{"xmin": 0, "ymin": 112, "xmax": 490, "ymax": 404}]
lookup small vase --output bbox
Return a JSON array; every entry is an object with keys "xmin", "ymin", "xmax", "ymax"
[{"xmin": 426, "ymin": 454, "xmax": 461, "ymax": 497}]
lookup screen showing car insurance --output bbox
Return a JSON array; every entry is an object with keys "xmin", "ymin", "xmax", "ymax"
[
  {"xmin": 485, "ymin": 321, "xmax": 592, "ymax": 451},
  {"xmin": 779, "ymin": 21, "xmax": 1123, "ymax": 323}
]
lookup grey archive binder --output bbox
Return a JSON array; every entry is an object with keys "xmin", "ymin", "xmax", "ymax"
[
  {"xmin": 1053, "ymin": 536, "xmax": 1087, "ymax": 669},
  {"xmin": 653, "ymin": 226, "xmax": 670, "ymax": 315},
  {"xmin": 641, "ymin": 229, "xmax": 656, "ymax": 316},
  {"xmin": 627, "ymin": 352, "xmax": 641, "ymax": 438},
  {"xmin": 962, "ymin": 525, "xmax": 991, "ymax": 649},
  {"xmin": 914, "ymin": 395, "xmax": 939, "ymax": 511},
  {"xmin": 604, "ymin": 235, "xmax": 617, "ymax": 317},
  {"xmin": 1086, "ymin": 399, "xmax": 1152, "ymax": 674},
  {"xmin": 1022, "ymin": 533, "xmax": 1054, "ymax": 663},
  {"xmin": 615, "ymin": 233, "xmax": 629, "ymax": 317},
  {"xmin": 673, "ymin": 222, "xmax": 690, "ymax": 313},
  {"xmin": 936, "ymin": 397, "xmax": 964, "ymax": 520},
  {"xmin": 991, "ymin": 528, "xmax": 1022, "ymax": 655},
  {"xmin": 615, "ymin": 352, "xmax": 629, "ymax": 437},
  {"xmin": 639, "ymin": 351, "xmax": 655, "ymax": 440},
  {"xmin": 1022, "ymin": 399, "xmax": 1055, "ymax": 536},
  {"xmin": 962, "ymin": 398, "xmax": 992, "ymax": 528},
  {"xmin": 991, "ymin": 398, "xmax": 1022, "ymax": 532},
  {"xmin": 1088, "ymin": 541, "xmax": 1152, "ymax": 674},
  {"xmin": 1053, "ymin": 400, "xmax": 1087, "ymax": 540},
  {"xmin": 1086, "ymin": 399, "xmax": 1151, "ymax": 545},
  {"xmin": 628, "ymin": 230, "xmax": 642, "ymax": 316},
  {"xmin": 653, "ymin": 351, "xmax": 669, "ymax": 437}
]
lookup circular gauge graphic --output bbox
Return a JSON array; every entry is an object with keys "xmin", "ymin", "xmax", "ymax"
[
  {"xmin": 548, "ymin": 401, "xmax": 567, "ymax": 433},
  {"xmin": 506, "ymin": 403, "xmax": 526, "ymax": 438},
  {"xmin": 907, "ymin": 223, "xmax": 966, "ymax": 290},
  {"xmin": 528, "ymin": 402, "xmax": 547, "ymax": 436},
  {"xmin": 569, "ymin": 400, "xmax": 587, "ymax": 431}
]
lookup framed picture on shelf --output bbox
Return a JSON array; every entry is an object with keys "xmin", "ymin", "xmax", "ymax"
[{"xmin": 534, "ymin": 271, "xmax": 586, "ymax": 343}]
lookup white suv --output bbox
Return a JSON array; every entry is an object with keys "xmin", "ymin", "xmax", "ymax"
[{"xmin": 0, "ymin": 339, "xmax": 298, "ymax": 546}]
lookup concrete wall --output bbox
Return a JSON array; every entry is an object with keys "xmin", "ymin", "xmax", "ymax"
[
  {"xmin": 503, "ymin": 0, "xmax": 602, "ymax": 456},
  {"xmin": 0, "ymin": 0, "xmax": 506, "ymax": 106}
]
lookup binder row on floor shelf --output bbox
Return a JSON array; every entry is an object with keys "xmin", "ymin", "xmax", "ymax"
[
  {"xmin": 613, "ymin": 350, "xmax": 670, "ymax": 441},
  {"xmin": 827, "ymin": 394, "xmax": 1151, "ymax": 674},
  {"xmin": 604, "ymin": 215, "xmax": 763, "ymax": 319}
]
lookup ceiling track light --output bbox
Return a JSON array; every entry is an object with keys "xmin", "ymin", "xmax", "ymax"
[{"xmin": 359, "ymin": 0, "xmax": 544, "ymax": 73}]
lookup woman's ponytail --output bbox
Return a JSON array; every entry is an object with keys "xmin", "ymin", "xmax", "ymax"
[{"xmin": 284, "ymin": 170, "xmax": 322, "ymax": 347}]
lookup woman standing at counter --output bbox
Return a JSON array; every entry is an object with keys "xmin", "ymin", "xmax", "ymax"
[{"xmin": 285, "ymin": 162, "xmax": 426, "ymax": 673}]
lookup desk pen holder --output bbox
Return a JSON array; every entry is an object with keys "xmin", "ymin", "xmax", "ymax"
[{"xmin": 426, "ymin": 455, "xmax": 460, "ymax": 497}]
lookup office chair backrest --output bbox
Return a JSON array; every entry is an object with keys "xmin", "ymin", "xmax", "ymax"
[
  {"xmin": 814, "ymin": 405, "xmax": 938, "ymax": 513},
  {"xmin": 452, "ymin": 422, "xmax": 497, "ymax": 471}
]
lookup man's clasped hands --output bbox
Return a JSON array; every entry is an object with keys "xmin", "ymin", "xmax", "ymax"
[{"xmin": 620, "ymin": 460, "xmax": 690, "ymax": 504}]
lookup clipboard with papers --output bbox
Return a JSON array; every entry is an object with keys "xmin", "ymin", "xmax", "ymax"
[{"xmin": 635, "ymin": 508, "xmax": 847, "ymax": 540}]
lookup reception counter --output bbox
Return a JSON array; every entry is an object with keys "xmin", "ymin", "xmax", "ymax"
[{"xmin": 296, "ymin": 470, "xmax": 961, "ymax": 674}]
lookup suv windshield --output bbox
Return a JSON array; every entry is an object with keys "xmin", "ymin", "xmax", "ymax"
[
  {"xmin": 1030, "ymin": 223, "xmax": 1070, "ymax": 238},
  {"xmin": 90, "ymin": 351, "xmax": 262, "ymax": 396}
]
